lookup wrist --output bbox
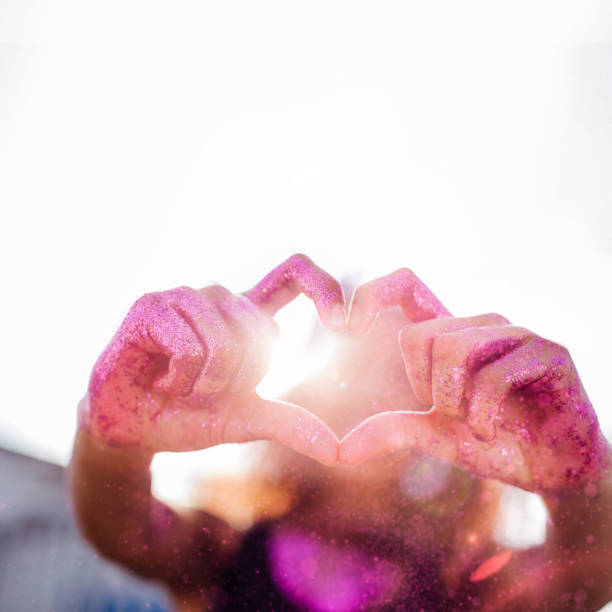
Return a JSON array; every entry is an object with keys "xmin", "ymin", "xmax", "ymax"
[
  {"xmin": 75, "ymin": 395, "xmax": 154, "ymax": 470},
  {"xmin": 543, "ymin": 443, "xmax": 612, "ymax": 549},
  {"xmin": 76, "ymin": 394, "xmax": 154, "ymax": 466}
]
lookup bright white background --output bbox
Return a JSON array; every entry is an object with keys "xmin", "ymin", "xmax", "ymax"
[{"xmin": 1, "ymin": 2, "xmax": 611, "ymax": 477}]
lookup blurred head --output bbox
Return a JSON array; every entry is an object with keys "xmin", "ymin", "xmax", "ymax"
[{"xmin": 270, "ymin": 304, "xmax": 501, "ymax": 549}]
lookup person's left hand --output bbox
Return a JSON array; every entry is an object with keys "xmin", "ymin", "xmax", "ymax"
[{"xmin": 339, "ymin": 269, "xmax": 611, "ymax": 493}]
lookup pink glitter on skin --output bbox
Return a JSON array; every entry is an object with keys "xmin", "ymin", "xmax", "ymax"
[
  {"xmin": 346, "ymin": 267, "xmax": 451, "ymax": 334},
  {"xmin": 244, "ymin": 253, "xmax": 346, "ymax": 331},
  {"xmin": 339, "ymin": 268, "xmax": 610, "ymax": 494},
  {"xmin": 83, "ymin": 254, "xmax": 346, "ymax": 465}
]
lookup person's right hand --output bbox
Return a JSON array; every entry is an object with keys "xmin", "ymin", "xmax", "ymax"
[{"xmin": 80, "ymin": 254, "xmax": 345, "ymax": 465}]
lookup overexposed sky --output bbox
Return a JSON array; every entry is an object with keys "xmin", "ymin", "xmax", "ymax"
[{"xmin": 1, "ymin": 1, "xmax": 611, "ymax": 466}]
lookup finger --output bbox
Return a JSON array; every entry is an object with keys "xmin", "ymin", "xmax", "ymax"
[
  {"xmin": 346, "ymin": 268, "xmax": 451, "ymax": 335},
  {"xmin": 430, "ymin": 326, "xmax": 535, "ymax": 430},
  {"xmin": 243, "ymin": 253, "xmax": 346, "ymax": 331},
  {"xmin": 398, "ymin": 313, "xmax": 510, "ymax": 406},
  {"xmin": 339, "ymin": 410, "xmax": 458, "ymax": 466},
  {"xmin": 466, "ymin": 336, "xmax": 561, "ymax": 442},
  {"xmin": 129, "ymin": 293, "xmax": 206, "ymax": 396},
  {"xmin": 195, "ymin": 286, "xmax": 279, "ymax": 393},
  {"xmin": 220, "ymin": 296, "xmax": 278, "ymax": 393},
  {"xmin": 339, "ymin": 410, "xmax": 531, "ymax": 487},
  {"xmin": 165, "ymin": 287, "xmax": 245, "ymax": 397},
  {"xmin": 223, "ymin": 395, "xmax": 340, "ymax": 466}
]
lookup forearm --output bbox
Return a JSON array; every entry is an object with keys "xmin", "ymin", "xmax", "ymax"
[
  {"xmin": 541, "ymin": 451, "xmax": 612, "ymax": 610},
  {"xmin": 69, "ymin": 425, "xmax": 239, "ymax": 592},
  {"xmin": 482, "ymin": 447, "xmax": 612, "ymax": 611}
]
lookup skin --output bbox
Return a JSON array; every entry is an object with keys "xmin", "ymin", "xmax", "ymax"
[{"xmin": 70, "ymin": 255, "xmax": 612, "ymax": 611}]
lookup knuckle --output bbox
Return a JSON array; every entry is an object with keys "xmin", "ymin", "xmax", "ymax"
[
  {"xmin": 172, "ymin": 338, "xmax": 205, "ymax": 364},
  {"xmin": 288, "ymin": 253, "xmax": 312, "ymax": 268},
  {"xmin": 526, "ymin": 335, "xmax": 567, "ymax": 366},
  {"xmin": 481, "ymin": 312, "xmax": 510, "ymax": 326},
  {"xmin": 399, "ymin": 323, "xmax": 426, "ymax": 352},
  {"xmin": 527, "ymin": 334, "xmax": 551, "ymax": 352},
  {"xmin": 216, "ymin": 335, "xmax": 242, "ymax": 366},
  {"xmin": 128, "ymin": 292, "xmax": 165, "ymax": 335},
  {"xmin": 200, "ymin": 284, "xmax": 232, "ymax": 301},
  {"xmin": 187, "ymin": 342, "xmax": 206, "ymax": 362},
  {"xmin": 162, "ymin": 286, "xmax": 198, "ymax": 308},
  {"xmin": 133, "ymin": 291, "xmax": 159, "ymax": 308},
  {"xmin": 432, "ymin": 330, "xmax": 464, "ymax": 361},
  {"xmin": 169, "ymin": 285, "xmax": 196, "ymax": 299},
  {"xmin": 550, "ymin": 340, "xmax": 570, "ymax": 355},
  {"xmin": 551, "ymin": 341, "xmax": 572, "ymax": 368},
  {"xmin": 506, "ymin": 325, "xmax": 536, "ymax": 339},
  {"xmin": 394, "ymin": 267, "xmax": 415, "ymax": 282}
]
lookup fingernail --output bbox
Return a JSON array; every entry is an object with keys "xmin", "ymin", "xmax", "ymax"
[{"xmin": 327, "ymin": 303, "xmax": 346, "ymax": 332}]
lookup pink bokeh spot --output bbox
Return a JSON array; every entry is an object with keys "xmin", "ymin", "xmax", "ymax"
[{"xmin": 268, "ymin": 528, "xmax": 401, "ymax": 612}]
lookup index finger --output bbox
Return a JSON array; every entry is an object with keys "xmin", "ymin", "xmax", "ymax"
[
  {"xmin": 346, "ymin": 268, "xmax": 451, "ymax": 335},
  {"xmin": 242, "ymin": 253, "xmax": 346, "ymax": 332}
]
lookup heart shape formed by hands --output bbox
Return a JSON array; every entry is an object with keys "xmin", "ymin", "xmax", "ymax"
[
  {"xmin": 245, "ymin": 255, "xmax": 608, "ymax": 493},
  {"xmin": 84, "ymin": 254, "xmax": 608, "ymax": 493},
  {"xmin": 242, "ymin": 257, "xmax": 453, "ymax": 464}
]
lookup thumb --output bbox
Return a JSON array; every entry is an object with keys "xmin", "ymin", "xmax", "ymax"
[
  {"xmin": 339, "ymin": 410, "xmax": 458, "ymax": 466},
  {"xmin": 223, "ymin": 394, "xmax": 339, "ymax": 466}
]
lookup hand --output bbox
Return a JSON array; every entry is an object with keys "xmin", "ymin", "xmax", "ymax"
[
  {"xmin": 340, "ymin": 269, "xmax": 611, "ymax": 492},
  {"xmin": 81, "ymin": 254, "xmax": 345, "ymax": 465}
]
